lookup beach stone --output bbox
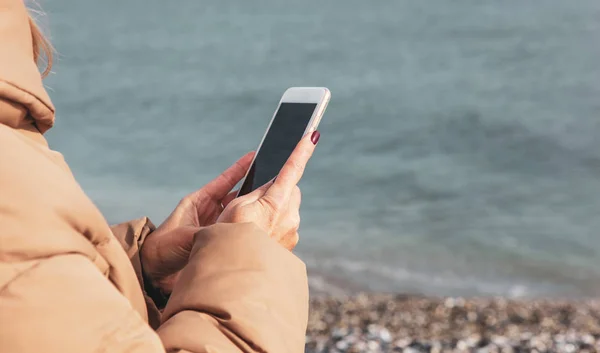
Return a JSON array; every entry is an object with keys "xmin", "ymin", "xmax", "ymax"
[
  {"xmin": 582, "ymin": 334, "xmax": 595, "ymax": 345},
  {"xmin": 468, "ymin": 311, "xmax": 478, "ymax": 322},
  {"xmin": 366, "ymin": 325, "xmax": 378, "ymax": 337},
  {"xmin": 465, "ymin": 335, "xmax": 481, "ymax": 347},
  {"xmin": 313, "ymin": 320, "xmax": 328, "ymax": 331},
  {"xmin": 394, "ymin": 338, "xmax": 412, "ymax": 349},
  {"xmin": 530, "ymin": 337, "xmax": 546, "ymax": 352},
  {"xmin": 430, "ymin": 341, "xmax": 442, "ymax": 353},
  {"xmin": 369, "ymin": 340, "xmax": 382, "ymax": 352},
  {"xmin": 335, "ymin": 340, "xmax": 349, "ymax": 351},
  {"xmin": 314, "ymin": 337, "xmax": 327, "ymax": 352},
  {"xmin": 444, "ymin": 298, "xmax": 456, "ymax": 308},
  {"xmin": 565, "ymin": 331, "xmax": 578, "ymax": 342},
  {"xmin": 486, "ymin": 345, "xmax": 500, "ymax": 353},
  {"xmin": 332, "ymin": 327, "xmax": 348, "ymax": 339},
  {"xmin": 519, "ymin": 332, "xmax": 533, "ymax": 341},
  {"xmin": 541, "ymin": 317, "xmax": 555, "ymax": 328},
  {"xmin": 378, "ymin": 328, "xmax": 392, "ymax": 343},
  {"xmin": 350, "ymin": 341, "xmax": 366, "ymax": 353},
  {"xmin": 491, "ymin": 336, "xmax": 508, "ymax": 346},
  {"xmin": 402, "ymin": 348, "xmax": 419, "ymax": 353}
]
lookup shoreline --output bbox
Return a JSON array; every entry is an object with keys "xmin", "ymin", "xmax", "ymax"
[
  {"xmin": 305, "ymin": 265, "xmax": 600, "ymax": 300},
  {"xmin": 306, "ymin": 293, "xmax": 600, "ymax": 352}
]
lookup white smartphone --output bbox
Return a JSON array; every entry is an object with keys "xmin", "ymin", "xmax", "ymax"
[{"xmin": 237, "ymin": 87, "xmax": 331, "ymax": 197}]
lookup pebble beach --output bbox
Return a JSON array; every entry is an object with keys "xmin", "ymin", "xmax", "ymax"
[{"xmin": 306, "ymin": 294, "xmax": 600, "ymax": 353}]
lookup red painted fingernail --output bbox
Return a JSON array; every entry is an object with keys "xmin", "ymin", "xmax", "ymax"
[{"xmin": 311, "ymin": 130, "xmax": 320, "ymax": 145}]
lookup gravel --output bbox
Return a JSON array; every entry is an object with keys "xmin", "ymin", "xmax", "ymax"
[{"xmin": 306, "ymin": 294, "xmax": 600, "ymax": 353}]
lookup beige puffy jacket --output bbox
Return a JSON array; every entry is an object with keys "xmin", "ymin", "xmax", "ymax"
[{"xmin": 0, "ymin": 1, "xmax": 309, "ymax": 352}]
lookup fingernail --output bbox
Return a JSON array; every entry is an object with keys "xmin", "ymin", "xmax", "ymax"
[{"xmin": 311, "ymin": 130, "xmax": 320, "ymax": 145}]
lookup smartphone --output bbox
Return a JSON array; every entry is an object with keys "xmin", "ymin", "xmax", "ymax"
[{"xmin": 237, "ymin": 87, "xmax": 331, "ymax": 197}]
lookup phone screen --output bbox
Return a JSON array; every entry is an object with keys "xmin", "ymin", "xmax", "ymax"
[{"xmin": 238, "ymin": 102, "xmax": 318, "ymax": 196}]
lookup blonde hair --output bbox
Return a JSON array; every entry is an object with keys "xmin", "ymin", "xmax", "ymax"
[{"xmin": 28, "ymin": 14, "xmax": 53, "ymax": 78}]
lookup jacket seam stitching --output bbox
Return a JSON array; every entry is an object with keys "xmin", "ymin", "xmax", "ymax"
[{"xmin": 0, "ymin": 259, "xmax": 42, "ymax": 295}]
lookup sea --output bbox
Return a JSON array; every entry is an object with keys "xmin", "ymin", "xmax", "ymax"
[{"xmin": 41, "ymin": 0, "xmax": 600, "ymax": 298}]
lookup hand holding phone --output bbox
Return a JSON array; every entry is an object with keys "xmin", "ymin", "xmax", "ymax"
[
  {"xmin": 218, "ymin": 87, "xmax": 330, "ymax": 250},
  {"xmin": 217, "ymin": 131, "xmax": 320, "ymax": 250},
  {"xmin": 238, "ymin": 87, "xmax": 330, "ymax": 196}
]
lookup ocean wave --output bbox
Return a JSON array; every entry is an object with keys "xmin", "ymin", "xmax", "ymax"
[{"xmin": 302, "ymin": 255, "xmax": 573, "ymax": 299}]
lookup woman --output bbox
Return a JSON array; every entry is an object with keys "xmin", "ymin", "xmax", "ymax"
[{"xmin": 0, "ymin": 1, "xmax": 319, "ymax": 352}]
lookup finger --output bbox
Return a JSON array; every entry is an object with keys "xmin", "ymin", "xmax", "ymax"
[
  {"xmin": 221, "ymin": 190, "xmax": 238, "ymax": 207},
  {"xmin": 283, "ymin": 231, "xmax": 300, "ymax": 251},
  {"xmin": 241, "ymin": 177, "xmax": 276, "ymax": 203},
  {"xmin": 286, "ymin": 201, "xmax": 301, "ymax": 234},
  {"xmin": 169, "ymin": 226, "xmax": 198, "ymax": 255},
  {"xmin": 289, "ymin": 186, "xmax": 302, "ymax": 210},
  {"xmin": 263, "ymin": 131, "xmax": 319, "ymax": 208},
  {"xmin": 280, "ymin": 186, "xmax": 301, "ymax": 220},
  {"xmin": 273, "ymin": 198, "xmax": 301, "ymax": 247},
  {"xmin": 156, "ymin": 226, "xmax": 199, "ymax": 263},
  {"xmin": 271, "ymin": 212, "xmax": 300, "ymax": 250},
  {"xmin": 201, "ymin": 151, "xmax": 255, "ymax": 200}
]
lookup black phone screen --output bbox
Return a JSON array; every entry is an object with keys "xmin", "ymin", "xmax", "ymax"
[{"xmin": 238, "ymin": 102, "xmax": 318, "ymax": 196}]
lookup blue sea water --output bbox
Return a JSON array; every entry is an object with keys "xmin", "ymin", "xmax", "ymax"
[{"xmin": 42, "ymin": 0, "xmax": 600, "ymax": 297}]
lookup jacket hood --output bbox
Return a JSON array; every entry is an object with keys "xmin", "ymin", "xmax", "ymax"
[{"xmin": 0, "ymin": 0, "xmax": 54, "ymax": 133}]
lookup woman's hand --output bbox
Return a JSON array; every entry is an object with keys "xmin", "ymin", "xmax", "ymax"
[
  {"xmin": 218, "ymin": 131, "xmax": 320, "ymax": 250},
  {"xmin": 140, "ymin": 152, "xmax": 254, "ymax": 294}
]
